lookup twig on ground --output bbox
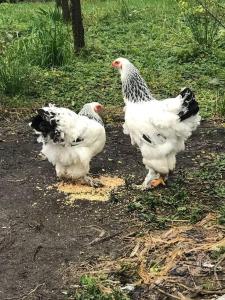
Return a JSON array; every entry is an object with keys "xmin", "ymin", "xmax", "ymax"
[
  {"xmin": 156, "ymin": 287, "xmax": 181, "ymax": 300},
  {"xmin": 89, "ymin": 229, "xmax": 106, "ymax": 245},
  {"xmin": 167, "ymin": 280, "xmax": 195, "ymax": 292},
  {"xmin": 81, "ymin": 225, "xmax": 106, "ymax": 245},
  {"xmin": 89, "ymin": 231, "xmax": 123, "ymax": 246},
  {"xmin": 215, "ymin": 253, "xmax": 225, "ymax": 270},
  {"xmin": 187, "ymin": 266, "xmax": 197, "ymax": 288},
  {"xmin": 177, "ymin": 292, "xmax": 192, "ymax": 300},
  {"xmin": 4, "ymin": 283, "xmax": 45, "ymax": 300},
  {"xmin": 198, "ymin": 289, "xmax": 225, "ymax": 295},
  {"xmin": 214, "ymin": 253, "xmax": 225, "ymax": 289},
  {"xmin": 130, "ymin": 241, "xmax": 140, "ymax": 258},
  {"xmin": 167, "ymin": 280, "xmax": 225, "ymax": 297}
]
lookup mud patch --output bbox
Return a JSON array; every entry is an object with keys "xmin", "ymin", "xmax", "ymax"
[{"xmin": 54, "ymin": 176, "xmax": 125, "ymax": 204}]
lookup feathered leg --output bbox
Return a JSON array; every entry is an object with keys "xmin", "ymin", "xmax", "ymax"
[
  {"xmin": 142, "ymin": 169, "xmax": 168, "ymax": 189},
  {"xmin": 142, "ymin": 168, "xmax": 160, "ymax": 190}
]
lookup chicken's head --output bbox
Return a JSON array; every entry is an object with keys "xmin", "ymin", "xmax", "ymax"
[
  {"xmin": 112, "ymin": 57, "xmax": 131, "ymax": 70},
  {"xmin": 83, "ymin": 102, "xmax": 103, "ymax": 114},
  {"xmin": 93, "ymin": 102, "xmax": 104, "ymax": 113}
]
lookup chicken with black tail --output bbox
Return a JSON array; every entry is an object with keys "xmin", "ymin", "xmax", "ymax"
[
  {"xmin": 112, "ymin": 57, "xmax": 200, "ymax": 189},
  {"xmin": 30, "ymin": 102, "xmax": 106, "ymax": 187}
]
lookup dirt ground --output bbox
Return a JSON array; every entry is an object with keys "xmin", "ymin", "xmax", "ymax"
[{"xmin": 0, "ymin": 117, "xmax": 225, "ymax": 300}]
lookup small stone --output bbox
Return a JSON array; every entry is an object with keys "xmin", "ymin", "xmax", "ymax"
[
  {"xmin": 170, "ymin": 266, "xmax": 188, "ymax": 276},
  {"xmin": 121, "ymin": 284, "xmax": 135, "ymax": 292}
]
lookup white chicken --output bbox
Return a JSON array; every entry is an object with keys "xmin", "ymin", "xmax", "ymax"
[
  {"xmin": 112, "ymin": 57, "xmax": 200, "ymax": 189},
  {"xmin": 30, "ymin": 102, "xmax": 106, "ymax": 187}
]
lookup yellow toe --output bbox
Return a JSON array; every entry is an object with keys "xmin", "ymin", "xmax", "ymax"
[{"xmin": 150, "ymin": 177, "xmax": 166, "ymax": 188}]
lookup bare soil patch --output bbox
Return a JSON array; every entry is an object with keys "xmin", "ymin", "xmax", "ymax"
[{"xmin": 0, "ymin": 118, "xmax": 224, "ymax": 299}]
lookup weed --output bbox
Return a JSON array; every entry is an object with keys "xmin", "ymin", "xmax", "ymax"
[
  {"xmin": 178, "ymin": 0, "xmax": 222, "ymax": 49},
  {"xmin": 189, "ymin": 206, "xmax": 204, "ymax": 223},
  {"xmin": 149, "ymin": 261, "xmax": 161, "ymax": 274},
  {"xmin": 127, "ymin": 184, "xmax": 190, "ymax": 228},
  {"xmin": 116, "ymin": 262, "xmax": 139, "ymax": 284},
  {"xmin": 0, "ymin": 51, "xmax": 33, "ymax": 96},
  {"xmin": 218, "ymin": 205, "xmax": 225, "ymax": 225},
  {"xmin": 215, "ymin": 184, "xmax": 225, "ymax": 198},
  {"xmin": 214, "ymin": 93, "xmax": 225, "ymax": 117},
  {"xmin": 29, "ymin": 7, "xmax": 72, "ymax": 68},
  {"xmin": 118, "ymin": 0, "xmax": 130, "ymax": 20},
  {"xmin": 127, "ymin": 154, "xmax": 225, "ymax": 226},
  {"xmin": 202, "ymin": 280, "xmax": 217, "ymax": 291},
  {"xmin": 74, "ymin": 275, "xmax": 129, "ymax": 300},
  {"xmin": 37, "ymin": 6, "xmax": 63, "ymax": 22},
  {"xmin": 193, "ymin": 154, "xmax": 225, "ymax": 181},
  {"xmin": 210, "ymin": 246, "xmax": 225, "ymax": 259}
]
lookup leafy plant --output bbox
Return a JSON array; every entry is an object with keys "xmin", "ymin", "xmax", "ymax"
[
  {"xmin": 118, "ymin": 0, "xmax": 130, "ymax": 20},
  {"xmin": 210, "ymin": 246, "xmax": 225, "ymax": 259},
  {"xmin": 193, "ymin": 154, "xmax": 225, "ymax": 181},
  {"xmin": 178, "ymin": 0, "xmax": 223, "ymax": 49},
  {"xmin": 37, "ymin": 6, "xmax": 63, "ymax": 22},
  {"xmin": 214, "ymin": 93, "xmax": 225, "ymax": 116},
  {"xmin": 0, "ymin": 52, "xmax": 32, "ymax": 96},
  {"xmin": 19, "ymin": 6, "xmax": 72, "ymax": 68},
  {"xmin": 218, "ymin": 205, "xmax": 225, "ymax": 225},
  {"xmin": 74, "ymin": 275, "xmax": 129, "ymax": 300}
]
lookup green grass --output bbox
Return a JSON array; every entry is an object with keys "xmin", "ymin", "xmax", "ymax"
[
  {"xmin": 127, "ymin": 153, "xmax": 225, "ymax": 228},
  {"xmin": 0, "ymin": 52, "xmax": 33, "ymax": 96},
  {"xmin": 0, "ymin": 0, "xmax": 225, "ymax": 117},
  {"xmin": 128, "ymin": 183, "xmax": 205, "ymax": 227},
  {"xmin": 72, "ymin": 275, "xmax": 129, "ymax": 300}
]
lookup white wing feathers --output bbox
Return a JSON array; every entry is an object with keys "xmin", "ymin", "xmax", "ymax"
[
  {"xmin": 31, "ymin": 104, "xmax": 106, "ymax": 180},
  {"xmin": 124, "ymin": 96, "xmax": 200, "ymax": 174}
]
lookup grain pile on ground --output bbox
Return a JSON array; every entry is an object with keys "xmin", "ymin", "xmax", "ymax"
[{"xmin": 55, "ymin": 176, "xmax": 125, "ymax": 204}]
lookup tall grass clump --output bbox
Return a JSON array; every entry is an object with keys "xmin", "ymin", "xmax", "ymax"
[
  {"xmin": 118, "ymin": 0, "xmax": 130, "ymax": 20},
  {"xmin": 0, "ymin": 53, "xmax": 32, "ymax": 96},
  {"xmin": 214, "ymin": 94, "xmax": 225, "ymax": 117},
  {"xmin": 178, "ymin": 0, "xmax": 223, "ymax": 49},
  {"xmin": 20, "ymin": 6, "xmax": 73, "ymax": 68}
]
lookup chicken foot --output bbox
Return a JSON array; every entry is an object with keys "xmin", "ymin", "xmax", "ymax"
[
  {"xmin": 142, "ymin": 169, "xmax": 168, "ymax": 189},
  {"xmin": 83, "ymin": 176, "xmax": 103, "ymax": 188}
]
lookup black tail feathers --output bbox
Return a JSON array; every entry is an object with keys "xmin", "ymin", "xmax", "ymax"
[{"xmin": 178, "ymin": 87, "xmax": 199, "ymax": 121}]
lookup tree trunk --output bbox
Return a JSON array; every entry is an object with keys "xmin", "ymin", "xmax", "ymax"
[
  {"xmin": 61, "ymin": 0, "xmax": 71, "ymax": 23},
  {"xmin": 71, "ymin": 0, "xmax": 85, "ymax": 52},
  {"xmin": 55, "ymin": 0, "xmax": 61, "ymax": 8}
]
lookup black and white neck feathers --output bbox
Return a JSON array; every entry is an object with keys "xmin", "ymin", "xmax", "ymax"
[
  {"xmin": 79, "ymin": 104, "xmax": 104, "ymax": 126},
  {"xmin": 120, "ymin": 60, "xmax": 154, "ymax": 103}
]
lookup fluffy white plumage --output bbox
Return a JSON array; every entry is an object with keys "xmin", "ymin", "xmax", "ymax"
[
  {"xmin": 31, "ymin": 102, "xmax": 106, "ymax": 186},
  {"xmin": 112, "ymin": 57, "xmax": 201, "ymax": 188}
]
